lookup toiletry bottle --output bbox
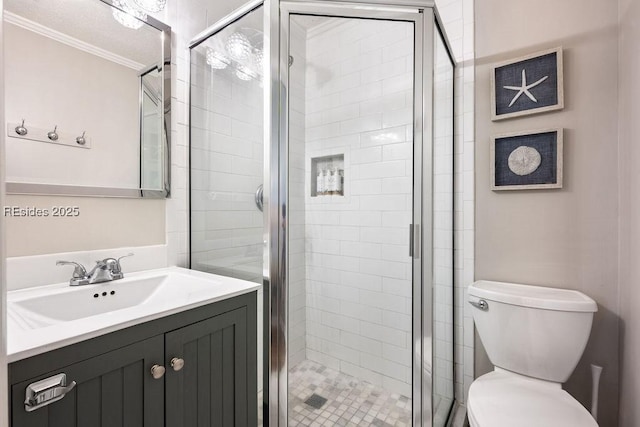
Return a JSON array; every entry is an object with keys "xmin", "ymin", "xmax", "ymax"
[
  {"xmin": 337, "ymin": 169, "xmax": 344, "ymax": 195},
  {"xmin": 320, "ymin": 168, "xmax": 328, "ymax": 196},
  {"xmin": 327, "ymin": 166, "xmax": 337, "ymax": 195},
  {"xmin": 316, "ymin": 169, "xmax": 323, "ymax": 196}
]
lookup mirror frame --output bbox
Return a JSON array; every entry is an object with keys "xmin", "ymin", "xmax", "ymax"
[{"xmin": 5, "ymin": 0, "xmax": 172, "ymax": 199}]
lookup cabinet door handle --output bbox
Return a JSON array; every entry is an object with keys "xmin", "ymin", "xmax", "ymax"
[
  {"xmin": 171, "ymin": 357, "xmax": 185, "ymax": 371},
  {"xmin": 151, "ymin": 364, "xmax": 166, "ymax": 379}
]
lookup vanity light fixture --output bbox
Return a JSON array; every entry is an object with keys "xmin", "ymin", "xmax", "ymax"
[
  {"xmin": 206, "ymin": 47, "xmax": 230, "ymax": 70},
  {"xmin": 132, "ymin": 0, "xmax": 167, "ymax": 13},
  {"xmin": 235, "ymin": 64, "xmax": 257, "ymax": 81},
  {"xmin": 225, "ymin": 32, "xmax": 252, "ymax": 61},
  {"xmin": 112, "ymin": 0, "xmax": 147, "ymax": 30},
  {"xmin": 254, "ymin": 49, "xmax": 264, "ymax": 72}
]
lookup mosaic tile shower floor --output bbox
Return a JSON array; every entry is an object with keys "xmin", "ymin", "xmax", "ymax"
[{"xmin": 287, "ymin": 360, "xmax": 412, "ymax": 426}]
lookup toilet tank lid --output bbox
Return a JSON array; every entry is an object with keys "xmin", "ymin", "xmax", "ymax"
[{"xmin": 469, "ymin": 280, "xmax": 597, "ymax": 312}]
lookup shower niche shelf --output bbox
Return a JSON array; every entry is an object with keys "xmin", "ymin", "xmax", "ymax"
[{"xmin": 311, "ymin": 154, "xmax": 344, "ymax": 197}]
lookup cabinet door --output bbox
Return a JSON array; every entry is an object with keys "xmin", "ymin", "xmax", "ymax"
[
  {"xmin": 12, "ymin": 335, "xmax": 165, "ymax": 427},
  {"xmin": 165, "ymin": 307, "xmax": 257, "ymax": 427}
]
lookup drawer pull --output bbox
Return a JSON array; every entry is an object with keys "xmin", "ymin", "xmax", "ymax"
[
  {"xmin": 151, "ymin": 364, "xmax": 166, "ymax": 379},
  {"xmin": 171, "ymin": 357, "xmax": 185, "ymax": 371},
  {"xmin": 24, "ymin": 373, "xmax": 76, "ymax": 412}
]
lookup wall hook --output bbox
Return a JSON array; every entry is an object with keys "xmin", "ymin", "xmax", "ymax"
[
  {"xmin": 47, "ymin": 125, "xmax": 59, "ymax": 141},
  {"xmin": 15, "ymin": 119, "xmax": 27, "ymax": 136},
  {"xmin": 76, "ymin": 131, "xmax": 86, "ymax": 145}
]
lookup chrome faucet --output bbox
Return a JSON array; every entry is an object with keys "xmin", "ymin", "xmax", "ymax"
[
  {"xmin": 55, "ymin": 261, "xmax": 89, "ymax": 286},
  {"xmin": 57, "ymin": 253, "xmax": 134, "ymax": 286}
]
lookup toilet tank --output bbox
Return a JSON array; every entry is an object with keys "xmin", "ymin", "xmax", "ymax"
[{"xmin": 469, "ymin": 280, "xmax": 598, "ymax": 383}]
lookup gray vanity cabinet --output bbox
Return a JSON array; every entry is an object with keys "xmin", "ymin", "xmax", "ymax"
[
  {"xmin": 11, "ymin": 336, "xmax": 165, "ymax": 427},
  {"xmin": 9, "ymin": 292, "xmax": 257, "ymax": 427},
  {"xmin": 165, "ymin": 306, "xmax": 255, "ymax": 426}
]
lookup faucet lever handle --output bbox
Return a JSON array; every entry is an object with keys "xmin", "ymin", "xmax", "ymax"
[
  {"xmin": 117, "ymin": 253, "xmax": 134, "ymax": 263},
  {"xmin": 56, "ymin": 261, "xmax": 87, "ymax": 279},
  {"xmin": 114, "ymin": 253, "xmax": 134, "ymax": 273}
]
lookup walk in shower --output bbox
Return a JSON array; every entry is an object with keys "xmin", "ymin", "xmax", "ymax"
[{"xmin": 189, "ymin": 0, "xmax": 454, "ymax": 425}]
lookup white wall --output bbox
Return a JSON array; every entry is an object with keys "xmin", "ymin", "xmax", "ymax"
[
  {"xmin": 475, "ymin": 1, "xmax": 620, "ymax": 425},
  {"xmin": 618, "ymin": 0, "xmax": 640, "ymax": 425}
]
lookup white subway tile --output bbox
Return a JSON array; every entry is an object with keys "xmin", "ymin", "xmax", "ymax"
[
  {"xmin": 360, "ymin": 126, "xmax": 407, "ymax": 147},
  {"xmin": 340, "ymin": 113, "xmax": 383, "ymax": 135},
  {"xmin": 357, "ymin": 161, "xmax": 405, "ymax": 179},
  {"xmin": 360, "ymin": 321, "xmax": 407, "ymax": 348}
]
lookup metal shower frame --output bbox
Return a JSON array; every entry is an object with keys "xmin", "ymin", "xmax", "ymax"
[{"xmin": 188, "ymin": 0, "xmax": 456, "ymax": 425}]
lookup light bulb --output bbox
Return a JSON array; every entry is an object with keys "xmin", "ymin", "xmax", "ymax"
[
  {"xmin": 225, "ymin": 32, "xmax": 252, "ymax": 61},
  {"xmin": 112, "ymin": 0, "xmax": 146, "ymax": 30},
  {"xmin": 132, "ymin": 0, "xmax": 167, "ymax": 13},
  {"xmin": 206, "ymin": 48, "xmax": 230, "ymax": 70},
  {"xmin": 235, "ymin": 64, "xmax": 257, "ymax": 81}
]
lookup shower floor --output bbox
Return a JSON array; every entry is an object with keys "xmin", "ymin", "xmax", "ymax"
[{"xmin": 288, "ymin": 360, "xmax": 412, "ymax": 426}]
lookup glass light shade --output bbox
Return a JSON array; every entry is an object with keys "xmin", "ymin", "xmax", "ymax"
[
  {"xmin": 254, "ymin": 49, "xmax": 264, "ymax": 73},
  {"xmin": 132, "ymin": 0, "xmax": 167, "ymax": 13},
  {"xmin": 235, "ymin": 64, "xmax": 257, "ymax": 81},
  {"xmin": 225, "ymin": 32, "xmax": 252, "ymax": 61},
  {"xmin": 206, "ymin": 48, "xmax": 230, "ymax": 70},
  {"xmin": 112, "ymin": 0, "xmax": 147, "ymax": 29}
]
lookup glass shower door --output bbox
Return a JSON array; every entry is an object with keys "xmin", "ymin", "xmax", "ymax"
[
  {"xmin": 432, "ymin": 27, "xmax": 455, "ymax": 427},
  {"xmin": 188, "ymin": 3, "xmax": 266, "ymax": 423},
  {"xmin": 283, "ymin": 9, "xmax": 422, "ymax": 426}
]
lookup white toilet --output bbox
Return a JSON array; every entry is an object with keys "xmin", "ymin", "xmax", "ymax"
[{"xmin": 467, "ymin": 280, "xmax": 599, "ymax": 427}]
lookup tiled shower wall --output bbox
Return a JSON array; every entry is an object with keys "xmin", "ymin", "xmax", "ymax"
[
  {"xmin": 189, "ymin": 54, "xmax": 264, "ymax": 284},
  {"xmin": 301, "ymin": 18, "xmax": 414, "ymax": 397}
]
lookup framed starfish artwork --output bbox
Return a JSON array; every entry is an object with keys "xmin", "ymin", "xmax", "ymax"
[
  {"xmin": 490, "ymin": 128, "xmax": 563, "ymax": 190},
  {"xmin": 491, "ymin": 47, "xmax": 564, "ymax": 120}
]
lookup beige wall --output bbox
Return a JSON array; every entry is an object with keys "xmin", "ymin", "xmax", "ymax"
[
  {"xmin": 5, "ymin": 24, "xmax": 140, "ymax": 188},
  {"xmin": 5, "ymin": 195, "xmax": 165, "ymax": 257},
  {"xmin": 618, "ymin": 0, "xmax": 640, "ymax": 425},
  {"xmin": 475, "ymin": 1, "xmax": 619, "ymax": 425}
]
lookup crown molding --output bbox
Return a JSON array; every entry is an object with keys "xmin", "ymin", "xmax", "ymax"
[{"xmin": 4, "ymin": 11, "xmax": 145, "ymax": 71}]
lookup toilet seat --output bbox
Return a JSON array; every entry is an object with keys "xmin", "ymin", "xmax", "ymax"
[{"xmin": 467, "ymin": 370, "xmax": 598, "ymax": 427}]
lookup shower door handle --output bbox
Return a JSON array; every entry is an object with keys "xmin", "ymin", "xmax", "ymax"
[
  {"xmin": 255, "ymin": 185, "xmax": 264, "ymax": 212},
  {"xmin": 409, "ymin": 224, "xmax": 420, "ymax": 259}
]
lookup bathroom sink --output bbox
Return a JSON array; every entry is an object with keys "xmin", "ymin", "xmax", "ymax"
[
  {"xmin": 7, "ymin": 267, "xmax": 260, "ymax": 362},
  {"xmin": 11, "ymin": 272, "xmax": 218, "ymax": 326}
]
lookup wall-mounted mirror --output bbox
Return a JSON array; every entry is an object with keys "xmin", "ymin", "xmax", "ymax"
[{"xmin": 3, "ymin": 0, "xmax": 171, "ymax": 198}]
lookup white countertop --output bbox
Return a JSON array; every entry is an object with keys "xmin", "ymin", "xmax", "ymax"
[{"xmin": 7, "ymin": 267, "xmax": 261, "ymax": 363}]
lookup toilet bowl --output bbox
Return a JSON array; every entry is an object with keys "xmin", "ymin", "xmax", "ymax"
[{"xmin": 467, "ymin": 280, "xmax": 599, "ymax": 427}]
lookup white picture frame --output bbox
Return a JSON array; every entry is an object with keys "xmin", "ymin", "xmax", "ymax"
[
  {"xmin": 491, "ymin": 47, "xmax": 564, "ymax": 121},
  {"xmin": 491, "ymin": 128, "xmax": 564, "ymax": 191}
]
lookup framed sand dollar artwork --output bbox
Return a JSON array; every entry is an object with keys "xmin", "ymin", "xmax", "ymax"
[
  {"xmin": 491, "ymin": 128, "xmax": 563, "ymax": 190},
  {"xmin": 491, "ymin": 47, "xmax": 564, "ymax": 121}
]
